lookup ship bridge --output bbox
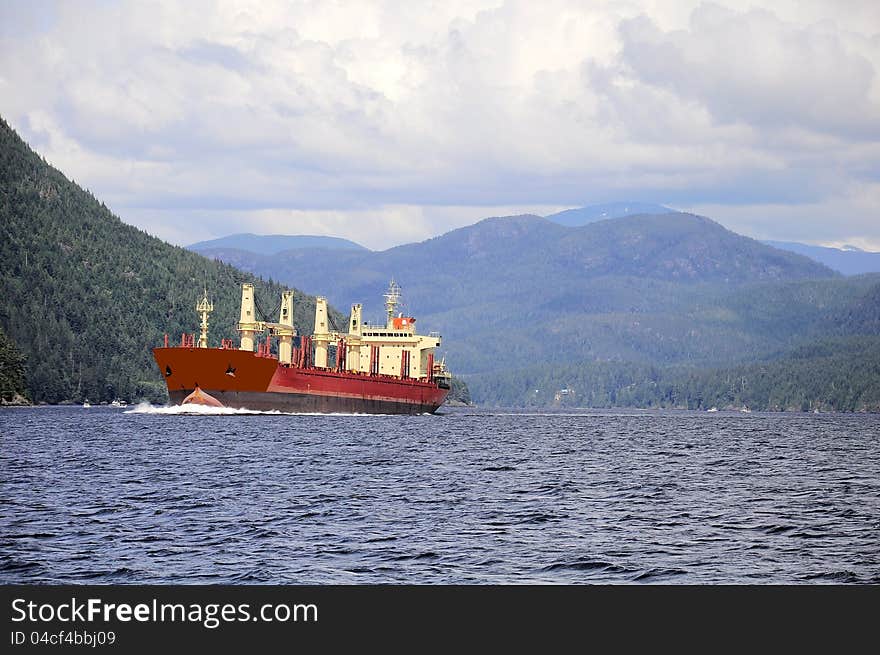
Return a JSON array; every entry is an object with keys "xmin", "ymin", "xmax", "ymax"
[{"xmin": 340, "ymin": 280, "xmax": 443, "ymax": 380}]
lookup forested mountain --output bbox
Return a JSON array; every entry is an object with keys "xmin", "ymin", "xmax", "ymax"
[
  {"xmin": 0, "ymin": 117, "xmax": 330, "ymax": 404},
  {"xmin": 835, "ymin": 280, "xmax": 880, "ymax": 334},
  {"xmin": 764, "ymin": 241, "xmax": 880, "ymax": 275},
  {"xmin": 197, "ymin": 212, "xmax": 834, "ymax": 313},
  {"xmin": 189, "ymin": 233, "xmax": 368, "ymax": 255},
  {"xmin": 196, "ymin": 212, "xmax": 841, "ymax": 369},
  {"xmin": 545, "ymin": 201, "xmax": 673, "ymax": 226},
  {"xmin": 469, "ymin": 333, "xmax": 880, "ymax": 412},
  {"xmin": 462, "ymin": 267, "xmax": 880, "ymax": 410},
  {"xmin": 195, "ymin": 211, "xmax": 880, "ymax": 410}
]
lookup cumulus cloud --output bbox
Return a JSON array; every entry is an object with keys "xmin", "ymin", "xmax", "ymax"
[
  {"xmin": 1, "ymin": 0, "xmax": 878, "ymax": 249},
  {"xmin": 616, "ymin": 5, "xmax": 880, "ymax": 138}
]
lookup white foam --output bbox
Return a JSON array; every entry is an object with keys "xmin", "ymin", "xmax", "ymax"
[
  {"xmin": 124, "ymin": 402, "xmax": 398, "ymax": 417},
  {"xmin": 125, "ymin": 402, "xmax": 267, "ymax": 415}
]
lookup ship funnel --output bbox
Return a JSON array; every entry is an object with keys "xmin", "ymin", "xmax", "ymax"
[{"xmin": 238, "ymin": 283, "xmax": 258, "ymax": 351}]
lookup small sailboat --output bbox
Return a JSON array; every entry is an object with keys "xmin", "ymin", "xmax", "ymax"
[{"xmin": 83, "ymin": 399, "xmax": 91, "ymax": 408}]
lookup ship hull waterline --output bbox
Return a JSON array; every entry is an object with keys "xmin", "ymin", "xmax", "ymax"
[{"xmin": 154, "ymin": 347, "xmax": 449, "ymax": 415}]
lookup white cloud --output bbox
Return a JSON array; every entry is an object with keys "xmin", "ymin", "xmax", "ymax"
[
  {"xmin": 686, "ymin": 180, "xmax": 880, "ymax": 251},
  {"xmin": 615, "ymin": 4, "xmax": 880, "ymax": 139},
  {"xmin": 1, "ymin": 0, "xmax": 878, "ymax": 247}
]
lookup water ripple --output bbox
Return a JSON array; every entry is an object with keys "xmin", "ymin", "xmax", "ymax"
[{"xmin": 1, "ymin": 406, "xmax": 879, "ymax": 583}]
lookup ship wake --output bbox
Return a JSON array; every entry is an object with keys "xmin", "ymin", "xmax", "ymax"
[
  {"xmin": 126, "ymin": 402, "xmax": 275, "ymax": 416},
  {"xmin": 124, "ymin": 402, "xmax": 400, "ymax": 417}
]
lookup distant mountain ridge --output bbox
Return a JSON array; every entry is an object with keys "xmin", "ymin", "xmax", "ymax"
[
  {"xmin": 189, "ymin": 233, "xmax": 368, "ymax": 255},
  {"xmin": 545, "ymin": 202, "xmax": 674, "ymax": 227},
  {"xmin": 206, "ymin": 212, "xmax": 833, "ymax": 315},
  {"xmin": 194, "ymin": 211, "xmax": 860, "ymax": 398},
  {"xmin": 764, "ymin": 241, "xmax": 880, "ymax": 276}
]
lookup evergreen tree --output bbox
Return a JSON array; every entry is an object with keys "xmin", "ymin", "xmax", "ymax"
[{"xmin": 0, "ymin": 325, "xmax": 27, "ymax": 402}]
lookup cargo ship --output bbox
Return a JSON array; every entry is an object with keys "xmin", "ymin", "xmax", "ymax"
[{"xmin": 153, "ymin": 281, "xmax": 451, "ymax": 414}]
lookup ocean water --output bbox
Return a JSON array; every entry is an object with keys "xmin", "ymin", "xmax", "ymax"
[{"xmin": 1, "ymin": 405, "xmax": 879, "ymax": 584}]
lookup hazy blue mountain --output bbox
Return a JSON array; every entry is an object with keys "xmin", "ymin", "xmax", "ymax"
[
  {"xmin": 188, "ymin": 233, "xmax": 368, "ymax": 255},
  {"xmin": 199, "ymin": 212, "xmax": 853, "ymax": 390},
  {"xmin": 545, "ymin": 202, "xmax": 674, "ymax": 227},
  {"xmin": 764, "ymin": 241, "xmax": 880, "ymax": 276},
  {"xmin": 214, "ymin": 212, "xmax": 834, "ymax": 312}
]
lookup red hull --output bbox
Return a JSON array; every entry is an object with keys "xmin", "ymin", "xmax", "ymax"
[{"xmin": 153, "ymin": 347, "xmax": 449, "ymax": 414}]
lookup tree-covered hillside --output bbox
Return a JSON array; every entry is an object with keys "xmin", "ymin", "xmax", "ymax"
[
  {"xmin": 468, "ymin": 334, "xmax": 880, "ymax": 412},
  {"xmin": 0, "ymin": 325, "xmax": 27, "ymax": 403},
  {"xmin": 0, "ymin": 117, "xmax": 331, "ymax": 404}
]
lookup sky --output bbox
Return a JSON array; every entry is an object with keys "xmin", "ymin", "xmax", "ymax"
[{"xmin": 1, "ymin": 0, "xmax": 879, "ymax": 251}]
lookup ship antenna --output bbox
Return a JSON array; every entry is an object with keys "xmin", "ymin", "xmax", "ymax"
[{"xmin": 384, "ymin": 278, "xmax": 402, "ymax": 325}]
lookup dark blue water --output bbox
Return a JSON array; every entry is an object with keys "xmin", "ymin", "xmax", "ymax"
[{"xmin": 2, "ymin": 405, "xmax": 879, "ymax": 584}]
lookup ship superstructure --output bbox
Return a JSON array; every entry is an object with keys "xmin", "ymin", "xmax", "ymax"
[{"xmin": 152, "ymin": 281, "xmax": 451, "ymax": 414}]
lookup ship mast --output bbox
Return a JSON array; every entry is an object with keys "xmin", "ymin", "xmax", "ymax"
[
  {"xmin": 196, "ymin": 286, "xmax": 214, "ymax": 348},
  {"xmin": 384, "ymin": 279, "xmax": 402, "ymax": 328}
]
